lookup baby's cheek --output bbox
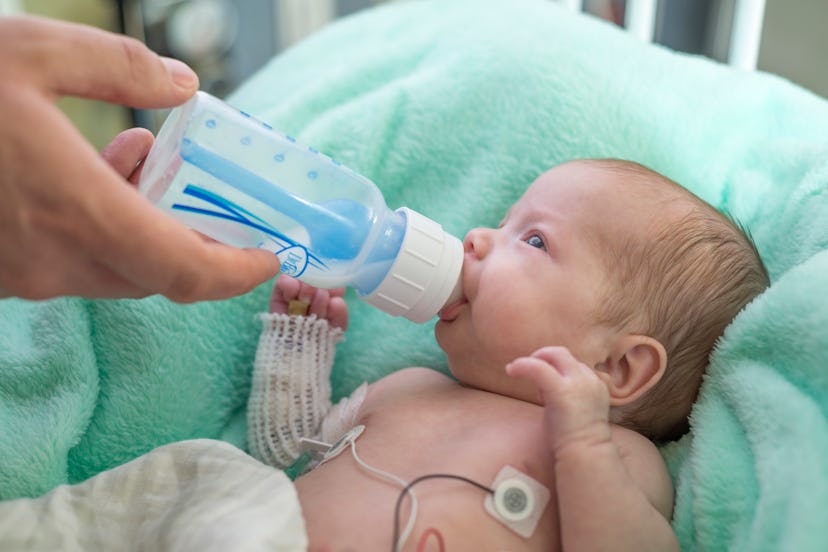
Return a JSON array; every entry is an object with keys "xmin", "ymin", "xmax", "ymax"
[{"xmin": 475, "ymin": 300, "xmax": 532, "ymax": 349}]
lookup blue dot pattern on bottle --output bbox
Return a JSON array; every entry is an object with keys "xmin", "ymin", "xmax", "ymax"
[{"xmin": 179, "ymin": 119, "xmax": 374, "ymax": 260}]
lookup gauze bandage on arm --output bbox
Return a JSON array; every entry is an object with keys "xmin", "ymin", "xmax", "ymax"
[
  {"xmin": 247, "ymin": 312, "xmax": 345, "ymax": 469},
  {"xmin": 321, "ymin": 382, "xmax": 368, "ymax": 444}
]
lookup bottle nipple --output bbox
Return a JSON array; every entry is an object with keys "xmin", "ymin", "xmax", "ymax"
[
  {"xmin": 443, "ymin": 275, "xmax": 464, "ymax": 308},
  {"xmin": 361, "ymin": 208, "xmax": 463, "ymax": 323}
]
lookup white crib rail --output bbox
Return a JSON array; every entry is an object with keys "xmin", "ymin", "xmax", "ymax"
[
  {"xmin": 624, "ymin": 0, "xmax": 657, "ymax": 44},
  {"xmin": 728, "ymin": 0, "xmax": 767, "ymax": 70},
  {"xmin": 559, "ymin": 0, "xmax": 585, "ymax": 12},
  {"xmin": 552, "ymin": 0, "xmax": 767, "ymax": 70},
  {"xmin": 274, "ymin": 0, "xmax": 767, "ymax": 71}
]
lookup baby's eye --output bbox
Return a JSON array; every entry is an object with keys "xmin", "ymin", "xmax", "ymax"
[{"xmin": 524, "ymin": 234, "xmax": 546, "ymax": 250}]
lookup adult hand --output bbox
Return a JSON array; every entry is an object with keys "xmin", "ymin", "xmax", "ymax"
[{"xmin": 0, "ymin": 15, "xmax": 280, "ymax": 302}]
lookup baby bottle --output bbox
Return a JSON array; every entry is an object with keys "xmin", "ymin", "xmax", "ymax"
[{"xmin": 138, "ymin": 91, "xmax": 463, "ymax": 323}]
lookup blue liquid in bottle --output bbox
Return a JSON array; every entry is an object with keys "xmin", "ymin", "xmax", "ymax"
[{"xmin": 139, "ymin": 92, "xmax": 462, "ymax": 322}]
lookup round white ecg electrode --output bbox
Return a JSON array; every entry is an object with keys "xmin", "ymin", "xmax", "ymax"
[
  {"xmin": 494, "ymin": 478, "xmax": 534, "ymax": 521},
  {"xmin": 484, "ymin": 465, "xmax": 550, "ymax": 538}
]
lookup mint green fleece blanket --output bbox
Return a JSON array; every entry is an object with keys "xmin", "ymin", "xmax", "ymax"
[{"xmin": 2, "ymin": 0, "xmax": 828, "ymax": 548}]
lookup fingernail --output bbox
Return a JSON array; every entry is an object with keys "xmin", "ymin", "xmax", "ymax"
[{"xmin": 161, "ymin": 57, "xmax": 199, "ymax": 90}]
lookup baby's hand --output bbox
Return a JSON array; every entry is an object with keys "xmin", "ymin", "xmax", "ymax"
[
  {"xmin": 506, "ymin": 346, "xmax": 611, "ymax": 451},
  {"xmin": 270, "ymin": 274, "xmax": 349, "ymax": 330}
]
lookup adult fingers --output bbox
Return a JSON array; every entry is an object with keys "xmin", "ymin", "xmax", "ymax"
[
  {"xmin": 27, "ymin": 99, "xmax": 279, "ymax": 302},
  {"xmin": 84, "ymin": 174, "xmax": 281, "ymax": 302},
  {"xmin": 141, "ymin": 239, "xmax": 282, "ymax": 303},
  {"xmin": 100, "ymin": 128, "xmax": 154, "ymax": 180},
  {"xmin": 2, "ymin": 15, "xmax": 198, "ymax": 107}
]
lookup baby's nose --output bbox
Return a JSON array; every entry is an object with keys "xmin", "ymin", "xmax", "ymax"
[{"xmin": 463, "ymin": 227, "xmax": 493, "ymax": 259}]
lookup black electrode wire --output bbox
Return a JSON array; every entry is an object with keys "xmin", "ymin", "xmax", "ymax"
[{"xmin": 390, "ymin": 474, "xmax": 495, "ymax": 552}]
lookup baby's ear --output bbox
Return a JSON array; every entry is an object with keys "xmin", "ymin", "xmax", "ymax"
[{"xmin": 594, "ymin": 335, "xmax": 667, "ymax": 406}]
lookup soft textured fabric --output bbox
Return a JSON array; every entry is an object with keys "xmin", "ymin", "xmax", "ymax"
[
  {"xmin": 247, "ymin": 313, "xmax": 343, "ymax": 468},
  {"xmin": 0, "ymin": 439, "xmax": 307, "ymax": 551},
  {"xmin": 1, "ymin": 1, "xmax": 828, "ymax": 550}
]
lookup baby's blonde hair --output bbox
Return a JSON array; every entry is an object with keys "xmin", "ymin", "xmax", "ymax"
[{"xmin": 586, "ymin": 159, "xmax": 769, "ymax": 441}]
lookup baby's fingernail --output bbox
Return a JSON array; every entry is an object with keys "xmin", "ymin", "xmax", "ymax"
[{"xmin": 161, "ymin": 57, "xmax": 199, "ymax": 90}]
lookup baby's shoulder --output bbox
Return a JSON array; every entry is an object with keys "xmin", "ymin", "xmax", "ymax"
[
  {"xmin": 374, "ymin": 366, "xmax": 453, "ymax": 392},
  {"xmin": 611, "ymin": 425, "xmax": 675, "ymax": 519},
  {"xmin": 363, "ymin": 367, "xmax": 454, "ymax": 410}
]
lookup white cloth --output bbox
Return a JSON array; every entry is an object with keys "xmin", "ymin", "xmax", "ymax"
[
  {"xmin": 0, "ymin": 439, "xmax": 307, "ymax": 552},
  {"xmin": 321, "ymin": 381, "xmax": 368, "ymax": 444}
]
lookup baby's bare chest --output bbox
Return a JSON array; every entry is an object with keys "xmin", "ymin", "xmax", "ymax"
[{"xmin": 296, "ymin": 383, "xmax": 560, "ymax": 551}]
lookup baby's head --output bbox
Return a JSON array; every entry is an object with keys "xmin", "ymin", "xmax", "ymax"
[{"xmin": 435, "ymin": 158, "xmax": 769, "ymax": 441}]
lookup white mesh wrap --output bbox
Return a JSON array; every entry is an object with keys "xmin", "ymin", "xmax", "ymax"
[{"xmin": 247, "ymin": 312, "xmax": 344, "ymax": 469}]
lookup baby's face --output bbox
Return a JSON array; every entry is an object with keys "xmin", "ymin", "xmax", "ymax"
[{"xmin": 435, "ymin": 161, "xmax": 651, "ymax": 403}]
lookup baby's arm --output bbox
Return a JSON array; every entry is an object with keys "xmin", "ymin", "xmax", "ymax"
[
  {"xmin": 507, "ymin": 347, "xmax": 679, "ymax": 552},
  {"xmin": 247, "ymin": 275, "xmax": 352, "ymax": 469}
]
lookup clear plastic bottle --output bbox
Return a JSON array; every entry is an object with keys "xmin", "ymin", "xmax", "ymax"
[{"xmin": 138, "ymin": 91, "xmax": 462, "ymax": 323}]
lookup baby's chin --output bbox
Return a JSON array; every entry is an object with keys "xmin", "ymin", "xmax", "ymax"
[
  {"xmin": 432, "ymin": 321, "xmax": 452, "ymax": 353},
  {"xmin": 444, "ymin": 355, "xmax": 494, "ymax": 388},
  {"xmin": 442, "ymin": 354, "xmax": 472, "ymax": 384}
]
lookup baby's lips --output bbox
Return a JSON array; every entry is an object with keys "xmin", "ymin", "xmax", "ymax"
[{"xmin": 438, "ymin": 299, "xmax": 466, "ymax": 322}]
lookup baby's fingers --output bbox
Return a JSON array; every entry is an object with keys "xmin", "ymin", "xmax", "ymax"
[
  {"xmin": 328, "ymin": 287, "xmax": 346, "ymax": 299},
  {"xmin": 506, "ymin": 356, "xmax": 563, "ymax": 399},
  {"xmin": 289, "ymin": 281, "xmax": 320, "ymax": 315},
  {"xmin": 327, "ymin": 295, "xmax": 349, "ymax": 331},
  {"xmin": 270, "ymin": 274, "xmax": 301, "ymax": 313},
  {"xmin": 306, "ymin": 288, "xmax": 349, "ymax": 330},
  {"xmin": 271, "ymin": 277, "xmax": 348, "ymax": 328},
  {"xmin": 308, "ymin": 287, "xmax": 332, "ymax": 318},
  {"xmin": 529, "ymin": 346, "xmax": 583, "ymax": 375}
]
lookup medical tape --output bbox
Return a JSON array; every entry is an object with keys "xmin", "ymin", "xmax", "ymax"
[{"xmin": 484, "ymin": 465, "xmax": 550, "ymax": 538}]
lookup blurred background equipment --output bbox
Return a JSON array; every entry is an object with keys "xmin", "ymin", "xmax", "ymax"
[
  {"xmin": 3, "ymin": 0, "xmax": 827, "ymax": 147},
  {"xmin": 115, "ymin": 0, "xmax": 383, "ymax": 129}
]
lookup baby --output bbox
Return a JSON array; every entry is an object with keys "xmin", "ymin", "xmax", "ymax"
[{"xmin": 247, "ymin": 159, "xmax": 769, "ymax": 551}]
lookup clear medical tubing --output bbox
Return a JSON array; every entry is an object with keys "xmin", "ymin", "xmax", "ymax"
[{"xmin": 138, "ymin": 92, "xmax": 462, "ymax": 323}]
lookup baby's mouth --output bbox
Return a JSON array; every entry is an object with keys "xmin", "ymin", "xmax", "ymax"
[{"xmin": 438, "ymin": 298, "xmax": 467, "ymax": 322}]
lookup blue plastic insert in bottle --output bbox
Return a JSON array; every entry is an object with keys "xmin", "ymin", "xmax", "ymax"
[{"xmin": 138, "ymin": 91, "xmax": 463, "ymax": 323}]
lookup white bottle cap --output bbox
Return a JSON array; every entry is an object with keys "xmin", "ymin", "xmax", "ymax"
[{"xmin": 361, "ymin": 208, "xmax": 463, "ymax": 323}]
